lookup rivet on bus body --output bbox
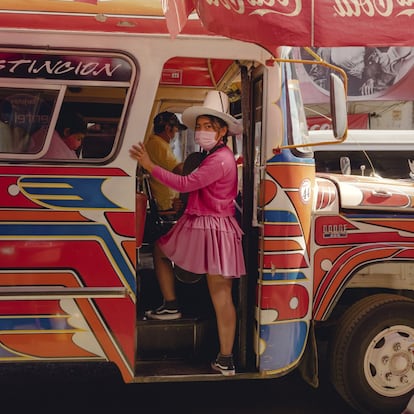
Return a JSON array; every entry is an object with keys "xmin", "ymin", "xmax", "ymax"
[{"xmin": 8, "ymin": 184, "xmax": 19, "ymax": 196}]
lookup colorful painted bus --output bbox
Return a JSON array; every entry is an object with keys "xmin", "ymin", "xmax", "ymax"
[{"xmin": 0, "ymin": 2, "xmax": 413, "ymax": 414}]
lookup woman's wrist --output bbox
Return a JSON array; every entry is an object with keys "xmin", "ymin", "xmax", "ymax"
[{"xmin": 146, "ymin": 162, "xmax": 155, "ymax": 173}]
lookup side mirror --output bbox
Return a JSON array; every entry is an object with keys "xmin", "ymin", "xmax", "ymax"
[
  {"xmin": 330, "ymin": 73, "xmax": 348, "ymax": 140},
  {"xmin": 273, "ymin": 49, "xmax": 349, "ymax": 151}
]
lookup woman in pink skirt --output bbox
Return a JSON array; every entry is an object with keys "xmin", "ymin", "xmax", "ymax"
[{"xmin": 129, "ymin": 91, "xmax": 246, "ymax": 376}]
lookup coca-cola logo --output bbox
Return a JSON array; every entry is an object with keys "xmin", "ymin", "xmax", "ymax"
[
  {"xmin": 203, "ymin": 0, "xmax": 414, "ymax": 17},
  {"xmin": 203, "ymin": 0, "xmax": 414, "ymax": 18},
  {"xmin": 334, "ymin": 0, "xmax": 414, "ymax": 17},
  {"xmin": 204, "ymin": 0, "xmax": 302, "ymax": 16}
]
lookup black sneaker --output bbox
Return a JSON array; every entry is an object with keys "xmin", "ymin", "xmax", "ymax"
[
  {"xmin": 211, "ymin": 355, "xmax": 235, "ymax": 376},
  {"xmin": 144, "ymin": 303, "xmax": 182, "ymax": 320}
]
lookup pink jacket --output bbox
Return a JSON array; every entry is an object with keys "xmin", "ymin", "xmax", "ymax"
[{"xmin": 152, "ymin": 146, "xmax": 237, "ymax": 217}]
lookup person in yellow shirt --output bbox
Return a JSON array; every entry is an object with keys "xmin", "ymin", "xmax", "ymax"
[{"xmin": 145, "ymin": 111, "xmax": 187, "ymax": 212}]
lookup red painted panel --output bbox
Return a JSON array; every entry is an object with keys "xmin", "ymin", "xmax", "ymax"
[{"xmin": 261, "ymin": 284, "xmax": 309, "ymax": 321}]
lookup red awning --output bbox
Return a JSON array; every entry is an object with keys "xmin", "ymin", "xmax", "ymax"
[{"xmin": 165, "ymin": 0, "xmax": 414, "ymax": 50}]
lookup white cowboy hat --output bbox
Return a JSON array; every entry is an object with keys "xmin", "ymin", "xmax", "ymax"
[{"xmin": 182, "ymin": 91, "xmax": 243, "ymax": 135}]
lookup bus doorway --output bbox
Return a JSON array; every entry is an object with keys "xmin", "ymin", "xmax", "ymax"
[{"xmin": 134, "ymin": 57, "xmax": 262, "ymax": 379}]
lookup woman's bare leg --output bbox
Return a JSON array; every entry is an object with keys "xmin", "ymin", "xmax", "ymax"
[
  {"xmin": 206, "ymin": 274, "xmax": 236, "ymax": 355},
  {"xmin": 153, "ymin": 242, "xmax": 176, "ymax": 302}
]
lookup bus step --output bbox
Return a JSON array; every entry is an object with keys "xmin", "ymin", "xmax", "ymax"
[{"xmin": 136, "ymin": 317, "xmax": 216, "ymax": 361}]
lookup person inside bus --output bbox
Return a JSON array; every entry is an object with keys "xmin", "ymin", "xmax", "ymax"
[
  {"xmin": 0, "ymin": 100, "xmax": 15, "ymax": 152},
  {"xmin": 30, "ymin": 106, "xmax": 87, "ymax": 159},
  {"xmin": 130, "ymin": 91, "xmax": 245, "ymax": 376},
  {"xmin": 145, "ymin": 111, "xmax": 187, "ymax": 214},
  {"xmin": 0, "ymin": 100, "xmax": 30, "ymax": 153}
]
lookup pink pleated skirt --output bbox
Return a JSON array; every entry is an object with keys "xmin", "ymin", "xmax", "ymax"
[{"xmin": 157, "ymin": 213, "xmax": 246, "ymax": 278}]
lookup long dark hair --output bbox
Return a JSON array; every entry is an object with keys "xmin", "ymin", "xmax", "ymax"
[{"xmin": 56, "ymin": 106, "xmax": 87, "ymax": 137}]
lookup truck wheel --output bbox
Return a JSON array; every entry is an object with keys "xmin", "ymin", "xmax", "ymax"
[{"xmin": 329, "ymin": 293, "xmax": 414, "ymax": 414}]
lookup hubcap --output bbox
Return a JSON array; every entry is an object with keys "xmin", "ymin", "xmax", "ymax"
[{"xmin": 364, "ymin": 325, "xmax": 414, "ymax": 397}]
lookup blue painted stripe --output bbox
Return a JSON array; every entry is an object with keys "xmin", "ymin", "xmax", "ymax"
[
  {"xmin": 264, "ymin": 210, "xmax": 298, "ymax": 223},
  {"xmin": 262, "ymin": 271, "xmax": 306, "ymax": 281},
  {"xmin": 20, "ymin": 177, "xmax": 119, "ymax": 209},
  {"xmin": 0, "ymin": 318, "xmax": 70, "ymax": 330},
  {"xmin": 268, "ymin": 151, "xmax": 315, "ymax": 164}
]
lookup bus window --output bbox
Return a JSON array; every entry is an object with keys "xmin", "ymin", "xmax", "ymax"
[
  {"xmin": 0, "ymin": 88, "xmax": 57, "ymax": 153},
  {"xmin": 64, "ymin": 86, "xmax": 128, "ymax": 159},
  {"xmin": 29, "ymin": 86, "xmax": 128, "ymax": 160},
  {"xmin": 82, "ymin": 118, "xmax": 120, "ymax": 159},
  {"xmin": 0, "ymin": 49, "xmax": 135, "ymax": 161}
]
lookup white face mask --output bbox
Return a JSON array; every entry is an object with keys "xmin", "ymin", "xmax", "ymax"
[{"xmin": 194, "ymin": 130, "xmax": 218, "ymax": 151}]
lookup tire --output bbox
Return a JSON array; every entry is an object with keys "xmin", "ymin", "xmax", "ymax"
[{"xmin": 329, "ymin": 294, "xmax": 414, "ymax": 414}]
